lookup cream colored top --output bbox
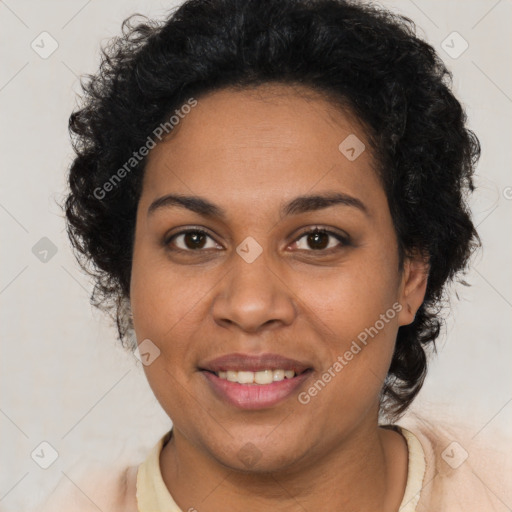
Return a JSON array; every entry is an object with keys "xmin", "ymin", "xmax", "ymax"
[
  {"xmin": 136, "ymin": 426, "xmax": 426, "ymax": 512},
  {"xmin": 37, "ymin": 415, "xmax": 512, "ymax": 511}
]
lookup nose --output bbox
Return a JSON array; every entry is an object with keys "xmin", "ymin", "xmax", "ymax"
[{"xmin": 212, "ymin": 249, "xmax": 297, "ymax": 333}]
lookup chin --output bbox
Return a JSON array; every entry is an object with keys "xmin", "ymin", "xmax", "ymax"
[{"xmin": 205, "ymin": 433, "xmax": 306, "ymax": 474}]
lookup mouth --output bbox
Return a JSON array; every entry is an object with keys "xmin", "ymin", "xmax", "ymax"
[
  {"xmin": 205, "ymin": 368, "xmax": 306, "ymax": 384},
  {"xmin": 198, "ymin": 353, "xmax": 313, "ymax": 410}
]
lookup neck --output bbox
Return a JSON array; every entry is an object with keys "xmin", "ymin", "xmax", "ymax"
[{"xmin": 160, "ymin": 419, "xmax": 408, "ymax": 512}]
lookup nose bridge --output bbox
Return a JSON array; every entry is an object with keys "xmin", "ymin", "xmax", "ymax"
[{"xmin": 212, "ymin": 245, "xmax": 296, "ymax": 332}]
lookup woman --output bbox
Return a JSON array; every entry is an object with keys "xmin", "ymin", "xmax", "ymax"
[{"xmin": 40, "ymin": 0, "xmax": 510, "ymax": 510}]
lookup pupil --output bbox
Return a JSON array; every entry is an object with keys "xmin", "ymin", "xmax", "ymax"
[
  {"xmin": 308, "ymin": 231, "xmax": 328, "ymax": 250},
  {"xmin": 185, "ymin": 232, "xmax": 206, "ymax": 249}
]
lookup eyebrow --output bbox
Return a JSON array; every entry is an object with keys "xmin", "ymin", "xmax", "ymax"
[{"xmin": 147, "ymin": 191, "xmax": 368, "ymax": 219}]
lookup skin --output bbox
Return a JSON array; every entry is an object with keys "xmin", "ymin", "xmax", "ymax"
[{"xmin": 130, "ymin": 83, "xmax": 428, "ymax": 511}]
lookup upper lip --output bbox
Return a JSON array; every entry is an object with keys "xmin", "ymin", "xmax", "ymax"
[{"xmin": 199, "ymin": 353, "xmax": 312, "ymax": 373}]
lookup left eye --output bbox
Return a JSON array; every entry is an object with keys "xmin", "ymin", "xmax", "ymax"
[{"xmin": 293, "ymin": 228, "xmax": 347, "ymax": 251}]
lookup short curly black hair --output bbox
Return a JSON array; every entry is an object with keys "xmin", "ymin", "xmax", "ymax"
[{"xmin": 65, "ymin": 0, "xmax": 480, "ymax": 419}]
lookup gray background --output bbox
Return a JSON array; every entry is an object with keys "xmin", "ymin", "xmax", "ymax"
[{"xmin": 1, "ymin": 0, "xmax": 511, "ymax": 510}]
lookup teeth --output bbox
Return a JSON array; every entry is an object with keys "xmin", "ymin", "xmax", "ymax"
[
  {"xmin": 255, "ymin": 370, "xmax": 273, "ymax": 384},
  {"xmin": 215, "ymin": 369, "xmax": 297, "ymax": 384},
  {"xmin": 226, "ymin": 371, "xmax": 237, "ymax": 382}
]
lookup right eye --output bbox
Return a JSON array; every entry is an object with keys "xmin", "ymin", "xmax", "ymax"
[{"xmin": 165, "ymin": 229, "xmax": 222, "ymax": 252}]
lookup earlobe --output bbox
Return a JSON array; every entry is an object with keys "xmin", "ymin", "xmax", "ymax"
[{"xmin": 397, "ymin": 254, "xmax": 429, "ymax": 326}]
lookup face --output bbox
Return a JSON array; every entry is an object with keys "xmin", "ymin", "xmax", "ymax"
[{"xmin": 130, "ymin": 84, "xmax": 425, "ymax": 472}]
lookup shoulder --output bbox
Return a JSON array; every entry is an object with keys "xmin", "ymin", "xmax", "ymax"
[
  {"xmin": 34, "ymin": 461, "xmax": 139, "ymax": 512},
  {"xmin": 397, "ymin": 411, "xmax": 512, "ymax": 511}
]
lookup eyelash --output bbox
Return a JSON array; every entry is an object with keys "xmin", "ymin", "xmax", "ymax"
[{"xmin": 164, "ymin": 226, "xmax": 350, "ymax": 255}]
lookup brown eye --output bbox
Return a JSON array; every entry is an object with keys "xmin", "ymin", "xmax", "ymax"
[
  {"xmin": 166, "ymin": 229, "xmax": 220, "ymax": 251},
  {"xmin": 294, "ymin": 228, "xmax": 347, "ymax": 252},
  {"xmin": 183, "ymin": 231, "xmax": 207, "ymax": 249},
  {"xmin": 306, "ymin": 231, "xmax": 329, "ymax": 250}
]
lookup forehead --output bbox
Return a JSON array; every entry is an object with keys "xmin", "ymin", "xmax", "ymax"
[{"xmin": 141, "ymin": 84, "xmax": 384, "ymax": 214}]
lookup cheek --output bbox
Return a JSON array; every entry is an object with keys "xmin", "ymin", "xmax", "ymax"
[
  {"xmin": 130, "ymin": 229, "xmax": 210, "ymax": 338},
  {"xmin": 294, "ymin": 250, "xmax": 401, "ymax": 395},
  {"xmin": 132, "ymin": 270, "xmax": 204, "ymax": 338},
  {"xmin": 298, "ymin": 252, "xmax": 401, "ymax": 337},
  {"xmin": 130, "ymin": 252, "xmax": 208, "ymax": 416},
  {"xmin": 300, "ymin": 276, "xmax": 399, "ymax": 426}
]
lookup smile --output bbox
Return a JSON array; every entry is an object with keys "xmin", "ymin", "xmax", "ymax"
[
  {"xmin": 201, "ymin": 368, "xmax": 312, "ymax": 410},
  {"xmin": 214, "ymin": 369, "xmax": 297, "ymax": 384}
]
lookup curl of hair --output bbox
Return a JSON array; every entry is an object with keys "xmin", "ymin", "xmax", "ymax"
[{"xmin": 64, "ymin": 0, "xmax": 480, "ymax": 419}]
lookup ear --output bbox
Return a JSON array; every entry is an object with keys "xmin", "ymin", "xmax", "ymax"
[{"xmin": 397, "ymin": 252, "xmax": 429, "ymax": 326}]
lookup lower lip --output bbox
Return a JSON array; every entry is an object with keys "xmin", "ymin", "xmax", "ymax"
[{"xmin": 201, "ymin": 370, "xmax": 312, "ymax": 410}]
